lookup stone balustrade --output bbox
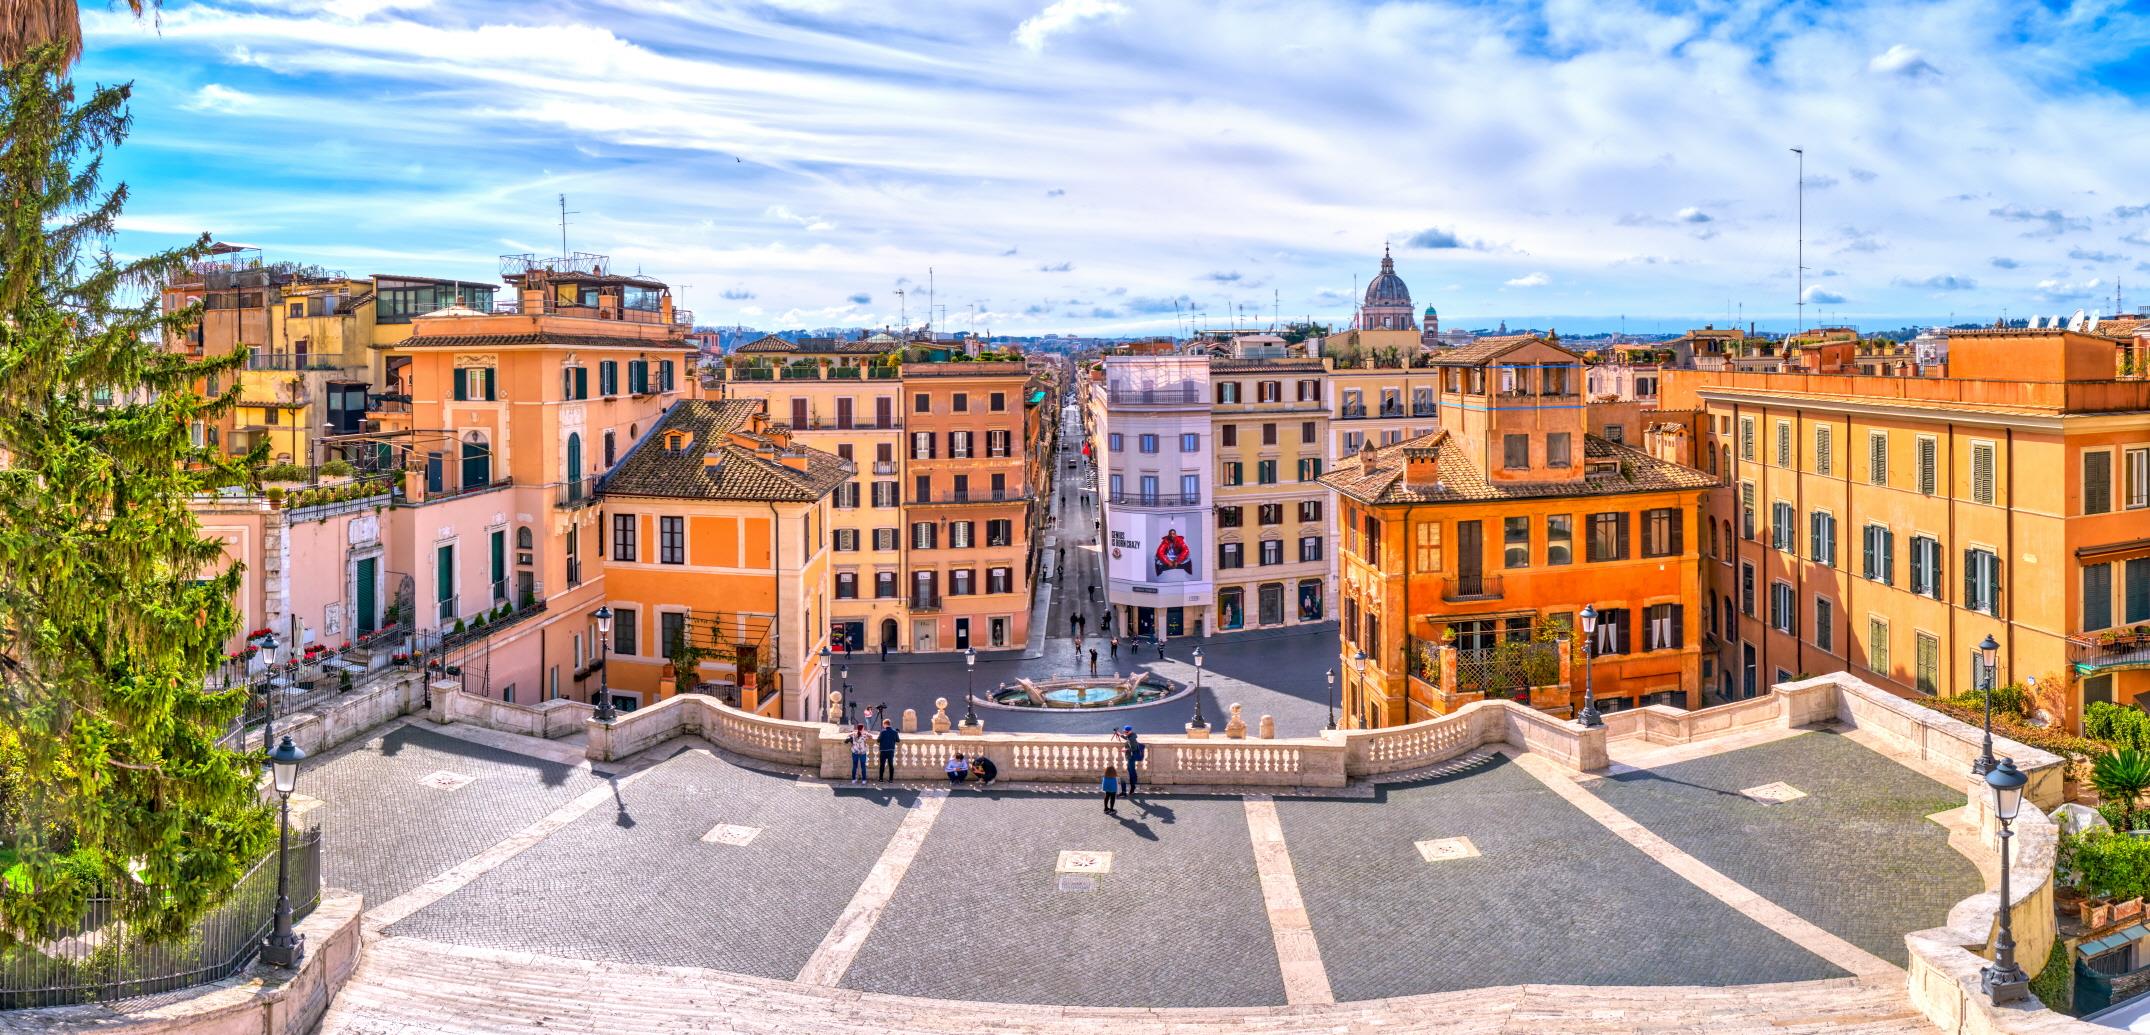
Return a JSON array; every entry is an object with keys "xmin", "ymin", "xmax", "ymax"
[{"xmin": 429, "ymin": 683, "xmax": 591, "ymax": 740}]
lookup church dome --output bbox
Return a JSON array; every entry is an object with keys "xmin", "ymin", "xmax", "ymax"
[{"xmin": 1364, "ymin": 248, "xmax": 1411, "ymax": 307}]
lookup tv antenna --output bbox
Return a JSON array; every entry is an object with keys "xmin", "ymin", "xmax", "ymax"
[
  {"xmin": 894, "ymin": 287, "xmax": 908, "ymax": 332},
  {"xmin": 557, "ymin": 194, "xmax": 579, "ymax": 258},
  {"xmin": 1790, "ymin": 147, "xmax": 1807, "ymax": 333}
]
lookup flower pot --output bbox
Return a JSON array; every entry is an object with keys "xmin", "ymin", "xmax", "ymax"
[
  {"xmin": 2085, "ymin": 900, "xmax": 2115, "ymax": 928},
  {"xmin": 2118, "ymin": 898, "xmax": 2145, "ymax": 923}
]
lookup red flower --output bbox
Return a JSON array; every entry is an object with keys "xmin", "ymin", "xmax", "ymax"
[{"xmin": 339, "ymin": 641, "xmax": 351, "ymax": 650}]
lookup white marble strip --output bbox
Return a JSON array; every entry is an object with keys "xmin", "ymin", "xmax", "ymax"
[
  {"xmin": 795, "ymin": 790, "xmax": 948, "ymax": 987},
  {"xmin": 1243, "ymin": 795, "xmax": 1335, "ymax": 1006}
]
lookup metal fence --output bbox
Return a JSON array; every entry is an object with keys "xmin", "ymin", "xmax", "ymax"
[{"xmin": 0, "ymin": 828, "xmax": 322, "ymax": 1010}]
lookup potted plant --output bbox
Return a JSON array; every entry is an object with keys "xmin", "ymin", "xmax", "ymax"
[{"xmin": 2096, "ymin": 749, "xmax": 2150, "ymax": 832}]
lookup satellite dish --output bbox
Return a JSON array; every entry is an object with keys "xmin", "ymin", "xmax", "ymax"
[
  {"xmin": 2089, "ymin": 309, "xmax": 2102, "ymax": 332},
  {"xmin": 2069, "ymin": 309, "xmax": 2088, "ymax": 331}
]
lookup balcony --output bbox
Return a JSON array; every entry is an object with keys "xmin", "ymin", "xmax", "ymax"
[
  {"xmin": 556, "ymin": 478, "xmax": 598, "ymax": 509},
  {"xmin": 873, "ymin": 461, "xmax": 898, "ymax": 475},
  {"xmin": 1107, "ymin": 491, "xmax": 1200, "ymax": 507},
  {"xmin": 907, "ymin": 489, "xmax": 1029, "ymax": 506},
  {"xmin": 1339, "ymin": 404, "xmax": 1366, "ymax": 419},
  {"xmin": 1440, "ymin": 574, "xmax": 1504, "ymax": 603},
  {"xmin": 1104, "ymin": 385, "xmax": 1202, "ymax": 406},
  {"xmin": 246, "ymin": 352, "xmax": 347, "ymax": 372},
  {"xmin": 2071, "ymin": 627, "xmax": 2150, "ymax": 673},
  {"xmin": 567, "ymin": 558, "xmax": 583, "ymax": 587},
  {"xmin": 1411, "ymin": 403, "xmax": 1437, "ymax": 417},
  {"xmin": 909, "ymin": 593, "xmax": 942, "ymax": 612}
]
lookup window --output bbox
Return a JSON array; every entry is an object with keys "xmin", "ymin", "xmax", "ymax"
[
  {"xmin": 1547, "ymin": 433, "xmax": 1571, "ymax": 468},
  {"xmin": 659, "ymin": 516, "xmax": 685, "ymax": 565},
  {"xmin": 1181, "ymin": 432, "xmax": 1200, "ymax": 452},
  {"xmin": 1770, "ymin": 581, "xmax": 1795, "ymax": 633},
  {"xmin": 1770, "ymin": 501, "xmax": 1795, "ymax": 552},
  {"xmin": 1966, "ymin": 547, "xmax": 2001, "ymax": 616},
  {"xmin": 988, "ymin": 567, "xmax": 1011, "ymax": 593},
  {"xmin": 1868, "ymin": 431, "xmax": 1888, "ymax": 485},
  {"xmin": 834, "ymin": 528, "xmax": 859, "ymax": 552},
  {"xmin": 1861, "ymin": 523, "xmax": 1894, "ymax": 585},
  {"xmin": 628, "ymin": 360, "xmax": 649, "ymax": 393},
  {"xmin": 1740, "ymin": 482, "xmax": 1756, "ymax": 540},
  {"xmin": 1641, "ymin": 508, "xmax": 1680, "ymax": 558},
  {"xmin": 872, "ymin": 481, "xmax": 898, "ymax": 507},
  {"xmin": 1414, "ymin": 521, "xmax": 1441, "ymax": 572},
  {"xmin": 1299, "ymin": 535, "xmax": 1323, "ymax": 562},
  {"xmin": 2130, "ymin": 448, "xmax": 2150, "ymax": 510},
  {"xmin": 2127, "ymin": 557, "xmax": 2150, "ymax": 625},
  {"xmin": 1220, "ymin": 462, "xmax": 1243, "ymax": 486},
  {"xmin": 1182, "ymin": 474, "xmax": 1200, "ymax": 501},
  {"xmin": 1302, "ymin": 421, "xmax": 1317, "ymax": 444},
  {"xmin": 986, "ymin": 519, "xmax": 1012, "ymax": 546},
  {"xmin": 1603, "ymin": 424, "xmax": 1624, "ymax": 444},
  {"xmin": 1915, "ymin": 632, "xmax": 1940, "ymax": 696},
  {"xmin": 1257, "ymin": 460, "xmax": 1277, "ymax": 484},
  {"xmin": 1138, "ymin": 433, "xmax": 1158, "ymax": 454},
  {"xmin": 1262, "ymin": 423, "xmax": 1277, "ymax": 446},
  {"xmin": 1298, "ymin": 458, "xmax": 1323, "ymax": 481},
  {"xmin": 1867, "ymin": 616, "xmax": 1889, "ymax": 675},
  {"xmin": 835, "ymin": 572, "xmax": 858, "ymax": 599},
  {"xmin": 950, "ymin": 521, "xmax": 973, "ymax": 549},
  {"xmin": 950, "ymin": 430, "xmax": 972, "ymax": 458},
  {"xmin": 873, "ymin": 527, "xmax": 898, "ymax": 551},
  {"xmin": 912, "ymin": 522, "xmax": 937, "ymax": 550},
  {"xmin": 1260, "ymin": 539, "xmax": 1283, "ymax": 565},
  {"xmin": 1586, "ymin": 512, "xmax": 1629, "ymax": 562},
  {"xmin": 1215, "ymin": 506, "xmax": 1245, "ymax": 531},
  {"xmin": 562, "ymin": 365, "xmax": 589, "ymax": 401},
  {"xmin": 987, "ymin": 430, "xmax": 1010, "ymax": 457},
  {"xmin": 1503, "ymin": 434, "xmax": 1529, "ymax": 469},
  {"xmin": 614, "ymin": 607, "xmax": 639, "ymax": 657},
  {"xmin": 1216, "ymin": 382, "xmax": 1241, "ymax": 404},
  {"xmin": 1258, "ymin": 503, "xmax": 1283, "ymax": 525},
  {"xmin": 951, "ymin": 392, "xmax": 968, "ymax": 413},
  {"xmin": 2086, "ymin": 449, "xmax": 2114, "ymax": 515},
  {"xmin": 949, "ymin": 569, "xmax": 975, "ymax": 595},
  {"xmin": 452, "ymin": 366, "xmax": 496, "ymax": 402},
  {"xmin": 1504, "ymin": 516, "xmax": 1530, "ymax": 568},
  {"xmin": 1219, "ymin": 542, "xmax": 1244, "ymax": 569},
  {"xmin": 612, "ymin": 514, "xmax": 638, "ymax": 562},
  {"xmin": 990, "ymin": 392, "xmax": 1006, "ymax": 412},
  {"xmin": 2086, "ymin": 562, "xmax": 2114, "ymax": 631},
  {"xmin": 1809, "ymin": 511, "xmax": 1837, "ymax": 567},
  {"xmin": 1298, "ymin": 500, "xmax": 1322, "ymax": 522},
  {"xmin": 1221, "ymin": 425, "xmax": 1238, "ymax": 447},
  {"xmin": 1739, "ymin": 417, "xmax": 1755, "ymax": 460},
  {"xmin": 1916, "ymin": 436, "xmax": 1938, "ymax": 496},
  {"xmin": 1592, "ymin": 608, "xmax": 1629, "ymax": 655},
  {"xmin": 1108, "ymin": 432, "xmax": 1123, "ymax": 451},
  {"xmin": 1815, "ymin": 425, "xmax": 1833, "ymax": 476},
  {"xmin": 1908, "ymin": 535, "xmax": 1941, "ymax": 598},
  {"xmin": 875, "ymin": 571, "xmax": 897, "ymax": 598},
  {"xmin": 1972, "ymin": 442, "xmax": 1997, "ymax": 505},
  {"xmin": 912, "ymin": 431, "xmax": 934, "ymax": 460},
  {"xmin": 1546, "ymin": 515, "xmax": 1573, "ymax": 565},
  {"xmin": 1775, "ymin": 421, "xmax": 1791, "ymax": 467},
  {"xmin": 1643, "ymin": 603, "xmax": 1683, "ymax": 651},
  {"xmin": 600, "ymin": 360, "xmax": 618, "ymax": 396},
  {"xmin": 1740, "ymin": 562, "xmax": 1756, "ymax": 616},
  {"xmin": 1814, "ymin": 597, "xmax": 1834, "ymax": 653}
]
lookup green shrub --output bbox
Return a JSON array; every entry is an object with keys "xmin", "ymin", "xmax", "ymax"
[
  {"xmin": 319, "ymin": 459, "xmax": 355, "ymax": 478},
  {"xmin": 257, "ymin": 461, "xmax": 309, "ymax": 482},
  {"xmin": 2097, "ymin": 750, "xmax": 2150, "ymax": 831},
  {"xmin": 2063, "ymin": 827, "xmax": 2150, "ymax": 901},
  {"xmin": 2086, "ymin": 702, "xmax": 2150, "ymax": 753},
  {"xmin": 2029, "ymin": 932, "xmax": 2071, "ymax": 1012},
  {"xmin": 1917, "ymin": 697, "xmax": 2105, "ymax": 760}
]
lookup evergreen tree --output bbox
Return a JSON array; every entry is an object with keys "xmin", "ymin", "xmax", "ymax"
[{"xmin": 0, "ymin": 44, "xmax": 271, "ymax": 948}]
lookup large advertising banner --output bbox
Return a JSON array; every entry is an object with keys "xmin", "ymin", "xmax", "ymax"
[{"xmin": 1107, "ymin": 510, "xmax": 1211, "ymax": 604}]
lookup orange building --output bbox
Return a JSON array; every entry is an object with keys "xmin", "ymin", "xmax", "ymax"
[
  {"xmin": 900, "ymin": 357, "xmax": 1035, "ymax": 652},
  {"xmin": 1664, "ymin": 327, "xmax": 2150, "ymax": 727},
  {"xmin": 597, "ymin": 399, "xmax": 848, "ymax": 717},
  {"xmin": 1322, "ymin": 336, "xmax": 1713, "ymax": 728}
]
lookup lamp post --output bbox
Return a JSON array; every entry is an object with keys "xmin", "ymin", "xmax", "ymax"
[
  {"xmin": 842, "ymin": 663, "xmax": 853, "ymax": 726},
  {"xmin": 1325, "ymin": 667, "xmax": 1337, "ymax": 731},
  {"xmin": 1981, "ymin": 757, "xmax": 2031, "ymax": 1004},
  {"xmin": 1352, "ymin": 649, "xmax": 1368, "ymax": 729},
  {"xmin": 1189, "ymin": 646, "xmax": 1207, "ymax": 729},
  {"xmin": 963, "ymin": 646, "xmax": 978, "ymax": 726},
  {"xmin": 1577, "ymin": 605, "xmax": 1603, "ymax": 728},
  {"xmin": 819, "ymin": 646, "xmax": 832, "ymax": 724},
  {"xmin": 260, "ymin": 735, "xmax": 308, "ymax": 968},
  {"xmin": 1973, "ymin": 633, "xmax": 2001, "ymax": 776},
  {"xmin": 258, "ymin": 633, "xmax": 281, "ymax": 752},
  {"xmin": 592, "ymin": 606, "xmax": 617, "ymax": 723}
]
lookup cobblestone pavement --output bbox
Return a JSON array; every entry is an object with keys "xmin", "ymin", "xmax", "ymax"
[
  {"xmin": 839, "ymin": 790, "xmax": 1285, "ymax": 1008},
  {"xmin": 1584, "ymin": 729, "xmax": 1979, "ymax": 966},
  {"xmin": 1275, "ymin": 754, "xmax": 1846, "ymax": 1002},
  {"xmin": 300, "ymin": 721, "xmax": 606, "ymax": 908},
  {"xmin": 385, "ymin": 748, "xmax": 919, "ymax": 980}
]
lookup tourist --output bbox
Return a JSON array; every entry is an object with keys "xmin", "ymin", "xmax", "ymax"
[
  {"xmin": 970, "ymin": 754, "xmax": 998, "ymax": 791},
  {"xmin": 1100, "ymin": 764, "xmax": 1120, "ymax": 814},
  {"xmin": 880, "ymin": 639, "xmax": 890, "ymax": 662},
  {"xmin": 876, "ymin": 719, "xmax": 899, "ymax": 781},
  {"xmin": 1117, "ymin": 726, "xmax": 1144, "ymax": 794},
  {"xmin": 1089, "ymin": 648, "xmax": 1099, "ymax": 675},
  {"xmin": 847, "ymin": 723, "xmax": 871, "ymax": 785},
  {"xmin": 945, "ymin": 752, "xmax": 970, "ymax": 786},
  {"xmin": 1109, "ymin": 636, "xmax": 1119, "ymax": 659}
]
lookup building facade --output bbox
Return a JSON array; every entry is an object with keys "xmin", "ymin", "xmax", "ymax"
[
  {"xmin": 902, "ymin": 358, "xmax": 1035, "ymax": 652},
  {"xmin": 1209, "ymin": 357, "xmax": 1332, "ymax": 632},
  {"xmin": 1090, "ymin": 355, "xmax": 1213, "ymax": 639}
]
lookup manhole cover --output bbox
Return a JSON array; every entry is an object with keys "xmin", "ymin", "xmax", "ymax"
[{"xmin": 1057, "ymin": 875, "xmax": 1098, "ymax": 893}]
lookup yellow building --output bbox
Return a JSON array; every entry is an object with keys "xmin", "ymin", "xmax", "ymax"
[
  {"xmin": 1318, "ymin": 330, "xmax": 1444, "ymax": 460},
  {"xmin": 1663, "ymin": 327, "xmax": 2150, "ymax": 727},
  {"xmin": 1209, "ymin": 357, "xmax": 1333, "ymax": 630}
]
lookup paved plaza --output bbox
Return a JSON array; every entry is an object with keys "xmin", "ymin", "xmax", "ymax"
[{"xmin": 306, "ymin": 708, "xmax": 1979, "ymax": 1031}]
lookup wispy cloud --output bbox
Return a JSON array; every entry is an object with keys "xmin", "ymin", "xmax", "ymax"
[
  {"xmin": 1990, "ymin": 205, "xmax": 2090, "ymax": 237},
  {"xmin": 1990, "ymin": 257, "xmax": 2020, "ymax": 269},
  {"xmin": 1868, "ymin": 44, "xmax": 1940, "ymax": 78},
  {"xmin": 1014, "ymin": 0, "xmax": 1128, "ymax": 53},
  {"xmin": 2070, "ymin": 247, "xmax": 2127, "ymax": 264},
  {"xmin": 1802, "ymin": 286, "xmax": 1846, "ymax": 304},
  {"xmin": 1037, "ymin": 261, "xmax": 1073, "ymax": 273},
  {"xmin": 1505, "ymin": 272, "xmax": 1550, "ymax": 288},
  {"xmin": 1892, "ymin": 274, "xmax": 1975, "ymax": 291}
]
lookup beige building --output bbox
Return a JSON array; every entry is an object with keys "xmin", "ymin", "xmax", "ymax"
[
  {"xmin": 1318, "ymin": 330, "xmax": 1444, "ymax": 460},
  {"xmin": 1209, "ymin": 357, "xmax": 1333, "ymax": 631}
]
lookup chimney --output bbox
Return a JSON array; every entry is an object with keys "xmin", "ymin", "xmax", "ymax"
[{"xmin": 779, "ymin": 449, "xmax": 810, "ymax": 471}]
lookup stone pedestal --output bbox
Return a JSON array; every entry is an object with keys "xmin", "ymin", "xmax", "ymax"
[
  {"xmin": 1185, "ymin": 723, "xmax": 1212, "ymax": 739},
  {"xmin": 901, "ymin": 707, "xmax": 918, "ymax": 733},
  {"xmin": 931, "ymin": 697, "xmax": 951, "ymax": 734},
  {"xmin": 958, "ymin": 720, "xmax": 984, "ymax": 736},
  {"xmin": 1258, "ymin": 714, "xmax": 1275, "ymax": 739},
  {"xmin": 1225, "ymin": 702, "xmax": 1247, "ymax": 739}
]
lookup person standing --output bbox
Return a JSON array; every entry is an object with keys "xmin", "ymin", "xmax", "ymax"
[
  {"xmin": 880, "ymin": 638, "xmax": 890, "ymax": 662},
  {"xmin": 1100, "ymin": 765, "xmax": 1120, "ymax": 814},
  {"xmin": 1109, "ymin": 636, "xmax": 1119, "ymax": 659},
  {"xmin": 1089, "ymin": 648, "xmax": 1099, "ymax": 675},
  {"xmin": 876, "ymin": 719, "xmax": 900, "ymax": 781},
  {"xmin": 1117, "ymin": 726, "xmax": 1144, "ymax": 795},
  {"xmin": 847, "ymin": 723, "xmax": 871, "ymax": 785}
]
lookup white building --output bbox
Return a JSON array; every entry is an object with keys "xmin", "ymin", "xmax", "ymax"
[{"xmin": 1088, "ymin": 356, "xmax": 1214, "ymax": 639}]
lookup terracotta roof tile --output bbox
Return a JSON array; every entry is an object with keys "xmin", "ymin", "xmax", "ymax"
[
  {"xmin": 1319, "ymin": 429, "xmax": 1715, "ymax": 505},
  {"xmin": 602, "ymin": 399, "xmax": 853, "ymax": 503},
  {"xmin": 1431, "ymin": 334, "xmax": 1576, "ymax": 367},
  {"xmin": 394, "ymin": 332, "xmax": 690, "ymax": 351}
]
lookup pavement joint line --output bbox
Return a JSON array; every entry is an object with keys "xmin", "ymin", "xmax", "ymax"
[
  {"xmin": 361, "ymin": 746, "xmax": 673, "ymax": 933},
  {"xmin": 1503, "ymin": 747, "xmax": 1901, "ymax": 981},
  {"xmin": 420, "ymin": 718, "xmax": 592, "ymax": 768},
  {"xmin": 1242, "ymin": 795, "xmax": 1335, "ymax": 1006},
  {"xmin": 795, "ymin": 789, "xmax": 948, "ymax": 987}
]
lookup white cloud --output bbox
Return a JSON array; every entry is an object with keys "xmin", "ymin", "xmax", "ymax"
[
  {"xmin": 1868, "ymin": 44, "xmax": 1939, "ymax": 78},
  {"xmin": 1675, "ymin": 207, "xmax": 1711, "ymax": 224},
  {"xmin": 1802, "ymin": 286, "xmax": 1846, "ymax": 304},
  {"xmin": 1014, "ymin": 0, "xmax": 1128, "ymax": 53},
  {"xmin": 1505, "ymin": 272, "xmax": 1550, "ymax": 288},
  {"xmin": 180, "ymin": 84, "xmax": 258, "ymax": 113}
]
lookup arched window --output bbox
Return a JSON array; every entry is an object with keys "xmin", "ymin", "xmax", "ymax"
[
  {"xmin": 459, "ymin": 430, "xmax": 491, "ymax": 490},
  {"xmin": 516, "ymin": 526, "xmax": 533, "ymax": 550},
  {"xmin": 565, "ymin": 432, "xmax": 584, "ymax": 501}
]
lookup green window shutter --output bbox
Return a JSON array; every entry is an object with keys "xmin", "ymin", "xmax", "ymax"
[
  {"xmin": 484, "ymin": 367, "xmax": 497, "ymax": 401},
  {"xmin": 576, "ymin": 367, "xmax": 589, "ymax": 399},
  {"xmin": 453, "ymin": 367, "xmax": 468, "ymax": 401}
]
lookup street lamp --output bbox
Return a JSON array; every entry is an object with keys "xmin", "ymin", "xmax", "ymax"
[
  {"xmin": 1981, "ymin": 757, "xmax": 2031, "ymax": 1004},
  {"xmin": 963, "ymin": 646, "xmax": 978, "ymax": 726},
  {"xmin": 1577, "ymin": 605, "xmax": 1603, "ymax": 728},
  {"xmin": 1325, "ymin": 667, "xmax": 1337, "ymax": 731},
  {"xmin": 260, "ymin": 735, "xmax": 307, "ymax": 968},
  {"xmin": 592, "ymin": 606, "xmax": 617, "ymax": 723},
  {"xmin": 819, "ymin": 645, "xmax": 833, "ymax": 724},
  {"xmin": 1189, "ymin": 646, "xmax": 1207, "ymax": 729},
  {"xmin": 259, "ymin": 633, "xmax": 281, "ymax": 751},
  {"xmin": 1352, "ymin": 649, "xmax": 1368, "ymax": 729},
  {"xmin": 1971, "ymin": 634, "xmax": 2001, "ymax": 776}
]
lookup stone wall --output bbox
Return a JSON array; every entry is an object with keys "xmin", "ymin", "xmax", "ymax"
[
  {"xmin": 236, "ymin": 672, "xmax": 426, "ymax": 758},
  {"xmin": 0, "ymin": 890, "xmax": 364, "ymax": 1035},
  {"xmin": 429, "ymin": 682, "xmax": 592, "ymax": 740}
]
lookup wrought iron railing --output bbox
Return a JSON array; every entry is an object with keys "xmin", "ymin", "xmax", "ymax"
[{"xmin": 1441, "ymin": 574, "xmax": 1504, "ymax": 602}]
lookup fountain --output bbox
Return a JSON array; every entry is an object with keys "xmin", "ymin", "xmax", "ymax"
[{"xmin": 980, "ymin": 673, "xmax": 1184, "ymax": 712}]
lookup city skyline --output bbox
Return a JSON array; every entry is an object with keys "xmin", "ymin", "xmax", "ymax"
[{"xmin": 82, "ymin": 0, "xmax": 2150, "ymax": 334}]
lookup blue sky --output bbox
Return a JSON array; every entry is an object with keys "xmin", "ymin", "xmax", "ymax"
[{"xmin": 81, "ymin": 0, "xmax": 2150, "ymax": 335}]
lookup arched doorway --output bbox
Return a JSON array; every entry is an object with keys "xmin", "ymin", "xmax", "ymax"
[
  {"xmin": 565, "ymin": 433, "xmax": 583, "ymax": 500},
  {"xmin": 879, "ymin": 617, "xmax": 898, "ymax": 652},
  {"xmin": 459, "ymin": 431, "xmax": 490, "ymax": 490}
]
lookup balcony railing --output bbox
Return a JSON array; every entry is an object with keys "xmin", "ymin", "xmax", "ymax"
[
  {"xmin": 907, "ymin": 490, "xmax": 1027, "ymax": 505},
  {"xmin": 873, "ymin": 461, "xmax": 898, "ymax": 475},
  {"xmin": 1107, "ymin": 491, "xmax": 1201, "ymax": 507},
  {"xmin": 437, "ymin": 593, "xmax": 459, "ymax": 622},
  {"xmin": 909, "ymin": 593, "xmax": 942, "ymax": 612},
  {"xmin": 567, "ymin": 558, "xmax": 583, "ymax": 587},
  {"xmin": 1104, "ymin": 385, "xmax": 1202, "ymax": 406},
  {"xmin": 1339, "ymin": 404, "xmax": 1366, "ymax": 418},
  {"xmin": 557, "ymin": 478, "xmax": 597, "ymax": 509},
  {"xmin": 245, "ymin": 352, "xmax": 346, "ymax": 372},
  {"xmin": 1411, "ymin": 403, "xmax": 1437, "ymax": 416},
  {"xmin": 1441, "ymin": 574, "xmax": 1504, "ymax": 602},
  {"xmin": 2071, "ymin": 628, "xmax": 2150, "ymax": 673}
]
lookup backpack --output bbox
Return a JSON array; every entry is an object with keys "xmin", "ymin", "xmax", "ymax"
[{"xmin": 1129, "ymin": 740, "xmax": 1147, "ymax": 762}]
